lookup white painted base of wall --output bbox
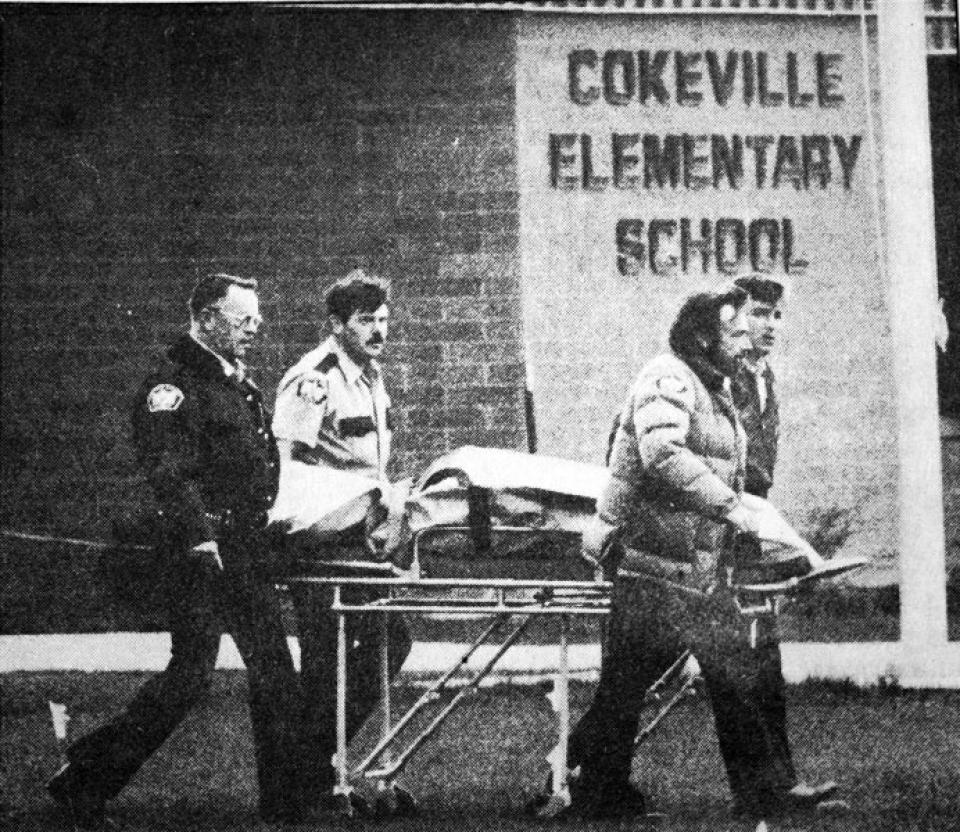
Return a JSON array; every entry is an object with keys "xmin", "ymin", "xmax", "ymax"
[
  {"xmin": 780, "ymin": 642, "xmax": 960, "ymax": 688},
  {"xmin": 2, "ymin": 634, "xmax": 958, "ymax": 688}
]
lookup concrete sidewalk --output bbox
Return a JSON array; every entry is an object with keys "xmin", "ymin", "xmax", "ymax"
[
  {"xmin": 4, "ymin": 632, "xmax": 959, "ymax": 687},
  {"xmin": 0, "ymin": 633, "xmax": 601, "ymax": 685}
]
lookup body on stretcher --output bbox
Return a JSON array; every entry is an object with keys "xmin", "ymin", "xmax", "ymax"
[{"xmin": 277, "ymin": 446, "xmax": 867, "ymax": 817}]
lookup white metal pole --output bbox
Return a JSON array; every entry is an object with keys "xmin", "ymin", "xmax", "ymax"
[
  {"xmin": 556, "ymin": 614, "xmax": 570, "ymax": 794},
  {"xmin": 335, "ymin": 588, "xmax": 351, "ymax": 802},
  {"xmin": 877, "ymin": 0, "xmax": 949, "ymax": 658},
  {"xmin": 379, "ymin": 611, "xmax": 393, "ymax": 791}
]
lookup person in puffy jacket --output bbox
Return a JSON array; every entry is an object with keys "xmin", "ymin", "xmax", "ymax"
[{"xmin": 564, "ymin": 284, "xmax": 799, "ymax": 822}]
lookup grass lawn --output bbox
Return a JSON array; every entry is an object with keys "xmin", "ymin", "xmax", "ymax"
[{"xmin": 3, "ymin": 672, "xmax": 959, "ymax": 831}]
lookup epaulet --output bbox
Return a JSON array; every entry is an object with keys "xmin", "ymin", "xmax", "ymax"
[
  {"xmin": 316, "ymin": 352, "xmax": 339, "ymax": 374},
  {"xmin": 141, "ymin": 353, "xmax": 182, "ymax": 392}
]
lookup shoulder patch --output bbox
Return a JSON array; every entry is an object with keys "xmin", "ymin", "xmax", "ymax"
[
  {"xmin": 316, "ymin": 352, "xmax": 339, "ymax": 374},
  {"xmin": 147, "ymin": 383, "xmax": 184, "ymax": 413},
  {"xmin": 297, "ymin": 375, "xmax": 327, "ymax": 405},
  {"xmin": 655, "ymin": 376, "xmax": 689, "ymax": 398}
]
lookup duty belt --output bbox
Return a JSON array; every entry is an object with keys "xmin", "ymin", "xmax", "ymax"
[{"xmin": 215, "ymin": 508, "xmax": 271, "ymax": 534}]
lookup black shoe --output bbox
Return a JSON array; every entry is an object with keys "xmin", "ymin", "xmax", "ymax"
[
  {"xmin": 47, "ymin": 764, "xmax": 108, "ymax": 829},
  {"xmin": 733, "ymin": 781, "xmax": 842, "ymax": 821},
  {"xmin": 267, "ymin": 791, "xmax": 371, "ymax": 823},
  {"xmin": 785, "ymin": 780, "xmax": 839, "ymax": 809},
  {"xmin": 568, "ymin": 780, "xmax": 651, "ymax": 820},
  {"xmin": 814, "ymin": 799, "xmax": 851, "ymax": 816},
  {"xmin": 785, "ymin": 782, "xmax": 848, "ymax": 817},
  {"xmin": 524, "ymin": 769, "xmax": 578, "ymax": 818}
]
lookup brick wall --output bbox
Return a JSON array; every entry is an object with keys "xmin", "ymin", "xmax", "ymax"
[{"xmin": 1, "ymin": 8, "xmax": 525, "ymax": 632}]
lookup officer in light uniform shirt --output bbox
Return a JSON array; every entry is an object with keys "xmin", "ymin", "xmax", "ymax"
[
  {"xmin": 272, "ymin": 269, "xmax": 411, "ymax": 815},
  {"xmin": 274, "ymin": 321, "xmax": 392, "ymax": 480}
]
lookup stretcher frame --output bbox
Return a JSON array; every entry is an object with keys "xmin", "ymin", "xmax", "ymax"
[
  {"xmin": 284, "ymin": 523, "xmax": 835, "ymax": 818},
  {"xmin": 287, "ymin": 478, "xmax": 865, "ymax": 817},
  {"xmin": 286, "ymin": 524, "xmax": 611, "ymax": 816}
]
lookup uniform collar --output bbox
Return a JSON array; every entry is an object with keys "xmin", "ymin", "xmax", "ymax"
[
  {"xmin": 190, "ymin": 334, "xmax": 246, "ymax": 379},
  {"xmin": 169, "ymin": 335, "xmax": 246, "ymax": 383},
  {"xmin": 327, "ymin": 334, "xmax": 380, "ymax": 386},
  {"xmin": 741, "ymin": 355, "xmax": 770, "ymax": 377}
]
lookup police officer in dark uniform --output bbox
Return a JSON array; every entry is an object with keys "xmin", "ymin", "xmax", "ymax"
[{"xmin": 48, "ymin": 273, "xmax": 306, "ymax": 825}]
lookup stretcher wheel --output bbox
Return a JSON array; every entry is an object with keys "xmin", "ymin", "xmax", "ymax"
[
  {"xmin": 327, "ymin": 791, "xmax": 360, "ymax": 817},
  {"xmin": 525, "ymin": 788, "xmax": 571, "ymax": 819},
  {"xmin": 373, "ymin": 784, "xmax": 418, "ymax": 818}
]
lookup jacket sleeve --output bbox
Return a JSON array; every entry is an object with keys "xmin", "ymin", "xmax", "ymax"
[
  {"xmin": 272, "ymin": 369, "xmax": 329, "ymax": 448},
  {"xmin": 632, "ymin": 370, "xmax": 739, "ymax": 519},
  {"xmin": 743, "ymin": 459, "xmax": 773, "ymax": 498},
  {"xmin": 133, "ymin": 379, "xmax": 217, "ymax": 547}
]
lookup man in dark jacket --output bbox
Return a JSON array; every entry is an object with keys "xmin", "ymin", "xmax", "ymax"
[
  {"xmin": 729, "ymin": 274, "xmax": 840, "ymax": 815},
  {"xmin": 731, "ymin": 275, "xmax": 782, "ymax": 500},
  {"xmin": 564, "ymin": 285, "xmax": 783, "ymax": 820},
  {"xmin": 48, "ymin": 273, "xmax": 306, "ymax": 825}
]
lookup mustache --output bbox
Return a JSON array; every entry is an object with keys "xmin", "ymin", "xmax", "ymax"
[{"xmin": 367, "ymin": 335, "xmax": 385, "ymax": 345}]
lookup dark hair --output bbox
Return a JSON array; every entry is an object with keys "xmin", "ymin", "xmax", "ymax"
[
  {"xmin": 189, "ymin": 273, "xmax": 258, "ymax": 318},
  {"xmin": 325, "ymin": 269, "xmax": 390, "ymax": 323},
  {"xmin": 733, "ymin": 274, "xmax": 785, "ymax": 305},
  {"xmin": 668, "ymin": 285, "xmax": 748, "ymax": 362}
]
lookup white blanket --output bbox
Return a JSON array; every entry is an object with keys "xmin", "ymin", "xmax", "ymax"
[{"xmin": 267, "ymin": 460, "xmax": 382, "ymax": 538}]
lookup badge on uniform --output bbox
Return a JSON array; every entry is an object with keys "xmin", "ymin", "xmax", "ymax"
[
  {"xmin": 147, "ymin": 383, "xmax": 184, "ymax": 412},
  {"xmin": 297, "ymin": 376, "xmax": 326, "ymax": 405}
]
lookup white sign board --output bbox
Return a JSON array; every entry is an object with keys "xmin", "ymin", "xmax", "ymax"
[{"xmin": 517, "ymin": 14, "xmax": 899, "ymax": 583}]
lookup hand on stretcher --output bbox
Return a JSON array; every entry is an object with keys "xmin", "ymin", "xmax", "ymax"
[
  {"xmin": 277, "ymin": 448, "xmax": 868, "ymax": 819},
  {"xmin": 732, "ymin": 494, "xmax": 866, "ymax": 593}
]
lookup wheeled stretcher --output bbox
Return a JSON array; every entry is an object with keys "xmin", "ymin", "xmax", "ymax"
[{"xmin": 276, "ymin": 446, "xmax": 866, "ymax": 817}]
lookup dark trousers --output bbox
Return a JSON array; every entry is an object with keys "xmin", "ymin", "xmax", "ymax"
[
  {"xmin": 717, "ymin": 619, "xmax": 795, "ymax": 804},
  {"xmin": 725, "ymin": 531, "xmax": 796, "ymax": 796},
  {"xmin": 290, "ymin": 549, "xmax": 411, "ymax": 803},
  {"xmin": 568, "ymin": 576, "xmax": 796, "ymax": 818},
  {"xmin": 65, "ymin": 532, "xmax": 304, "ymax": 818}
]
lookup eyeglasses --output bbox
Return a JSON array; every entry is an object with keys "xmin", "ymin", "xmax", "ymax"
[{"xmin": 213, "ymin": 308, "xmax": 263, "ymax": 330}]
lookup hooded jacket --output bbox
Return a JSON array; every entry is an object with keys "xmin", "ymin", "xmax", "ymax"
[{"xmin": 600, "ymin": 352, "xmax": 746, "ymax": 587}]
